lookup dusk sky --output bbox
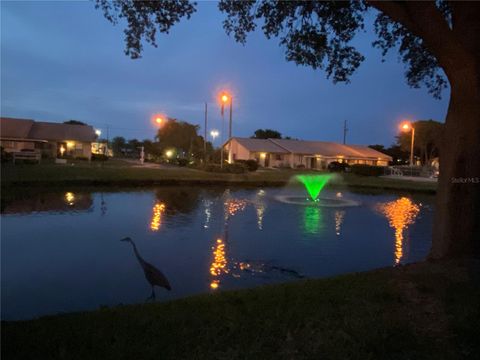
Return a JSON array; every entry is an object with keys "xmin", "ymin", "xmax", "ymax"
[{"xmin": 1, "ymin": 1, "xmax": 449, "ymax": 146}]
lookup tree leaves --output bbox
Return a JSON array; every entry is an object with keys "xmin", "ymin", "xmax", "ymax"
[
  {"xmin": 372, "ymin": 12, "xmax": 448, "ymax": 99},
  {"xmin": 94, "ymin": 0, "xmax": 196, "ymax": 59},
  {"xmin": 94, "ymin": 0, "xmax": 451, "ymax": 98}
]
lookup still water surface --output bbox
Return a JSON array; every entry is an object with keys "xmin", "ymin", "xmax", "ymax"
[{"xmin": 1, "ymin": 187, "xmax": 434, "ymax": 320}]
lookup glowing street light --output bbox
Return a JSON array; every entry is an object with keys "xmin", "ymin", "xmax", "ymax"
[
  {"xmin": 210, "ymin": 129, "xmax": 219, "ymax": 142},
  {"xmin": 219, "ymin": 91, "xmax": 234, "ymax": 167},
  {"xmin": 400, "ymin": 121, "xmax": 415, "ymax": 166}
]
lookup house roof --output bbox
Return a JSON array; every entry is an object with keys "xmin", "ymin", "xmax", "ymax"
[
  {"xmin": 0, "ymin": 117, "xmax": 96, "ymax": 142},
  {"xmin": 29, "ymin": 122, "xmax": 96, "ymax": 142},
  {"xmin": 229, "ymin": 137, "xmax": 392, "ymax": 160},
  {"xmin": 0, "ymin": 117, "xmax": 35, "ymax": 139},
  {"xmin": 232, "ymin": 137, "xmax": 288, "ymax": 153}
]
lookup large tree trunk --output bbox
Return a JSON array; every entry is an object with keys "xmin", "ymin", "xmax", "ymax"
[{"xmin": 430, "ymin": 66, "xmax": 480, "ymax": 259}]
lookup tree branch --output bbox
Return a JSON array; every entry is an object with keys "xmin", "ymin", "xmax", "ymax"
[{"xmin": 367, "ymin": 1, "xmax": 468, "ymax": 77}]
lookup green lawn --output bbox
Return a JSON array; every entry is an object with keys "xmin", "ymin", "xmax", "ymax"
[
  {"xmin": 1, "ymin": 160, "xmax": 437, "ymax": 193},
  {"xmin": 2, "ymin": 260, "xmax": 478, "ymax": 360}
]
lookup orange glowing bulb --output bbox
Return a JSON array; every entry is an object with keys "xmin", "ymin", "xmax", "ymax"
[{"xmin": 401, "ymin": 122, "xmax": 412, "ymax": 131}]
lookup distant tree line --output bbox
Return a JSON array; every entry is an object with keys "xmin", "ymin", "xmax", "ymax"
[{"xmin": 109, "ymin": 118, "xmax": 214, "ymax": 162}]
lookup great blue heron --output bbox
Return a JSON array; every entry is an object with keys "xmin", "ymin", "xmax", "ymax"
[{"xmin": 121, "ymin": 237, "xmax": 171, "ymax": 299}]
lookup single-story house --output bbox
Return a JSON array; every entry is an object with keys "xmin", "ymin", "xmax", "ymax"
[
  {"xmin": 0, "ymin": 117, "xmax": 96, "ymax": 159},
  {"xmin": 224, "ymin": 137, "xmax": 392, "ymax": 169}
]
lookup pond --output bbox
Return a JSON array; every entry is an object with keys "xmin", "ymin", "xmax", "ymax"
[{"xmin": 1, "ymin": 186, "xmax": 434, "ymax": 320}]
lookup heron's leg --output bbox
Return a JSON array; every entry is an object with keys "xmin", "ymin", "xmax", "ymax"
[{"xmin": 146, "ymin": 286, "xmax": 155, "ymax": 302}]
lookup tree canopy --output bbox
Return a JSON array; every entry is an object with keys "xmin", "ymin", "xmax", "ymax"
[
  {"xmin": 64, "ymin": 120, "xmax": 87, "ymax": 126},
  {"xmin": 156, "ymin": 118, "xmax": 208, "ymax": 159},
  {"xmin": 252, "ymin": 128, "xmax": 282, "ymax": 139},
  {"xmin": 396, "ymin": 119, "xmax": 443, "ymax": 165}
]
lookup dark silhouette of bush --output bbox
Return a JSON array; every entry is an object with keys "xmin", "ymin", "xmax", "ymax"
[
  {"xmin": 350, "ymin": 164, "xmax": 384, "ymax": 177},
  {"xmin": 91, "ymin": 154, "xmax": 109, "ymax": 161},
  {"xmin": 235, "ymin": 159, "xmax": 258, "ymax": 172}
]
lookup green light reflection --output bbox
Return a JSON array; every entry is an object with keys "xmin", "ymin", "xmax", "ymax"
[{"xmin": 303, "ymin": 206, "xmax": 324, "ymax": 235}]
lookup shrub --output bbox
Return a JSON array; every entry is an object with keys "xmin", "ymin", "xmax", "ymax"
[
  {"xmin": 225, "ymin": 163, "xmax": 247, "ymax": 174},
  {"xmin": 328, "ymin": 161, "xmax": 351, "ymax": 173},
  {"xmin": 203, "ymin": 163, "xmax": 247, "ymax": 174},
  {"xmin": 350, "ymin": 164, "xmax": 384, "ymax": 176},
  {"xmin": 235, "ymin": 159, "xmax": 258, "ymax": 172},
  {"xmin": 91, "ymin": 154, "xmax": 109, "ymax": 161},
  {"xmin": 176, "ymin": 158, "xmax": 189, "ymax": 167},
  {"xmin": 1, "ymin": 147, "xmax": 12, "ymax": 163}
]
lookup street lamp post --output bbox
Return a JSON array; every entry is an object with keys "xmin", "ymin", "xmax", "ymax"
[
  {"xmin": 220, "ymin": 93, "xmax": 234, "ymax": 167},
  {"xmin": 401, "ymin": 121, "xmax": 416, "ymax": 169}
]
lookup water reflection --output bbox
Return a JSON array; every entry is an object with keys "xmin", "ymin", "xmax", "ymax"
[
  {"xmin": 203, "ymin": 199, "xmax": 213, "ymax": 229},
  {"xmin": 334, "ymin": 210, "xmax": 345, "ymax": 236},
  {"xmin": 224, "ymin": 198, "xmax": 247, "ymax": 219},
  {"xmin": 150, "ymin": 202, "xmax": 166, "ymax": 231},
  {"xmin": 2, "ymin": 191, "xmax": 93, "ymax": 214},
  {"xmin": 210, "ymin": 238, "xmax": 229, "ymax": 289},
  {"xmin": 100, "ymin": 192, "xmax": 107, "ymax": 216},
  {"xmin": 1, "ymin": 187, "xmax": 435, "ymax": 320},
  {"xmin": 64, "ymin": 192, "xmax": 75, "ymax": 206},
  {"xmin": 377, "ymin": 197, "xmax": 420, "ymax": 265},
  {"xmin": 303, "ymin": 206, "xmax": 324, "ymax": 234},
  {"xmin": 154, "ymin": 188, "xmax": 200, "ymax": 215},
  {"xmin": 253, "ymin": 189, "xmax": 267, "ymax": 230},
  {"xmin": 210, "ymin": 190, "xmax": 304, "ymax": 289},
  {"xmin": 121, "ymin": 237, "xmax": 171, "ymax": 299}
]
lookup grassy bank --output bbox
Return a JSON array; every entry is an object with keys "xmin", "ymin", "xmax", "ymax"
[
  {"xmin": 1, "ymin": 161, "xmax": 437, "ymax": 193},
  {"xmin": 2, "ymin": 260, "xmax": 479, "ymax": 359}
]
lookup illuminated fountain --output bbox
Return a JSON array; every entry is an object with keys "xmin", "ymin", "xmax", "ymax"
[{"xmin": 276, "ymin": 174, "xmax": 359, "ymax": 207}]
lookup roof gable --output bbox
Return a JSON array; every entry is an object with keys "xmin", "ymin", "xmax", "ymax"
[{"xmin": 232, "ymin": 137, "xmax": 288, "ymax": 153}]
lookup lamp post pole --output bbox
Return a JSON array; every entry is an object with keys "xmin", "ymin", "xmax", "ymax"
[
  {"xmin": 204, "ymin": 102, "xmax": 208, "ymax": 164},
  {"xmin": 229, "ymin": 97, "xmax": 233, "ymax": 139},
  {"xmin": 220, "ymin": 110, "xmax": 225, "ymax": 168},
  {"xmin": 409, "ymin": 126, "xmax": 415, "ymax": 167}
]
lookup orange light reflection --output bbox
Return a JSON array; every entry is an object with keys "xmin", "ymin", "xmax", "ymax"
[
  {"xmin": 150, "ymin": 203, "xmax": 166, "ymax": 231},
  {"xmin": 377, "ymin": 197, "xmax": 420, "ymax": 265},
  {"xmin": 209, "ymin": 238, "xmax": 229, "ymax": 290}
]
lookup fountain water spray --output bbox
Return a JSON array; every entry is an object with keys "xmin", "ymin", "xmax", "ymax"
[
  {"xmin": 296, "ymin": 174, "xmax": 333, "ymax": 201},
  {"xmin": 275, "ymin": 173, "xmax": 359, "ymax": 207}
]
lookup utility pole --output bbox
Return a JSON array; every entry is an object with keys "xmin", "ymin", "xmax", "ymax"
[
  {"xmin": 204, "ymin": 102, "xmax": 208, "ymax": 164},
  {"xmin": 343, "ymin": 120, "xmax": 348, "ymax": 144}
]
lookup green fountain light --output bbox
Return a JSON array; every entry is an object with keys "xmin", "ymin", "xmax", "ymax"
[{"xmin": 296, "ymin": 174, "xmax": 332, "ymax": 201}]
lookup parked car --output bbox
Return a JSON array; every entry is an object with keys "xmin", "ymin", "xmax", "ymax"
[{"xmin": 328, "ymin": 161, "xmax": 350, "ymax": 172}]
